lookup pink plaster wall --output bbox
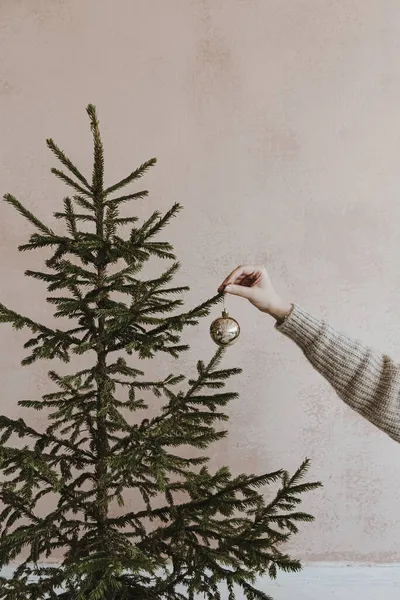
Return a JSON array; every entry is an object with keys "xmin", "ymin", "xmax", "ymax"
[{"xmin": 1, "ymin": 0, "xmax": 400, "ymax": 563}]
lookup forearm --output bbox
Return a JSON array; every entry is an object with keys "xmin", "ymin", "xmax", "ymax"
[{"xmin": 276, "ymin": 305, "xmax": 400, "ymax": 443}]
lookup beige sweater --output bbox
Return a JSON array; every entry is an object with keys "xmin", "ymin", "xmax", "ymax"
[{"xmin": 277, "ymin": 305, "xmax": 400, "ymax": 444}]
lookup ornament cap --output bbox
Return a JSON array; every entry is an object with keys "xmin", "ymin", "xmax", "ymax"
[{"xmin": 222, "ymin": 308, "xmax": 229, "ymax": 318}]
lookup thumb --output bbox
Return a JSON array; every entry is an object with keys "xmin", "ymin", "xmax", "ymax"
[{"xmin": 224, "ymin": 284, "xmax": 253, "ymax": 300}]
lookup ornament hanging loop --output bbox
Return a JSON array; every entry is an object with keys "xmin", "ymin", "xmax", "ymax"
[{"xmin": 222, "ymin": 294, "xmax": 229, "ymax": 318}]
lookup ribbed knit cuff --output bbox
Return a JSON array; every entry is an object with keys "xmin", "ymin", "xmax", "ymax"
[{"xmin": 275, "ymin": 304, "xmax": 324, "ymax": 351}]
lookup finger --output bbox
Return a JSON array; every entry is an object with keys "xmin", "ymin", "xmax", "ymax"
[
  {"xmin": 230, "ymin": 271, "xmax": 260, "ymax": 289},
  {"xmin": 236, "ymin": 276, "xmax": 254, "ymax": 288},
  {"xmin": 233, "ymin": 273, "xmax": 250, "ymax": 284},
  {"xmin": 219, "ymin": 273, "xmax": 247, "ymax": 292},
  {"xmin": 224, "ymin": 283, "xmax": 253, "ymax": 299},
  {"xmin": 219, "ymin": 266, "xmax": 245, "ymax": 290},
  {"xmin": 240, "ymin": 272, "xmax": 262, "ymax": 288},
  {"xmin": 218, "ymin": 265, "xmax": 257, "ymax": 292}
]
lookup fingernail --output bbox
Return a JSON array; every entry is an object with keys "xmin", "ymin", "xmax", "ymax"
[{"xmin": 225, "ymin": 285, "xmax": 232, "ymax": 292}]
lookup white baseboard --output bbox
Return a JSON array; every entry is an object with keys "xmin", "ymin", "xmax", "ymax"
[{"xmin": 1, "ymin": 563, "xmax": 400, "ymax": 599}]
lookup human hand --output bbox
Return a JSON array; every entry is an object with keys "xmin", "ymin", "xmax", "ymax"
[{"xmin": 218, "ymin": 265, "xmax": 292, "ymax": 322}]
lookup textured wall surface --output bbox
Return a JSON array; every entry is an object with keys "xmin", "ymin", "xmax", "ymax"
[{"xmin": 1, "ymin": 0, "xmax": 400, "ymax": 563}]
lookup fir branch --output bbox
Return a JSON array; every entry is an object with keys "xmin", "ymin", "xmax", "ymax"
[
  {"xmin": 46, "ymin": 138, "xmax": 92, "ymax": 190},
  {"xmin": 238, "ymin": 579, "xmax": 274, "ymax": 600},
  {"xmin": 87, "ymin": 104, "xmax": 104, "ymax": 196},
  {"xmin": 51, "ymin": 169, "xmax": 94, "ymax": 197},
  {"xmin": 18, "ymin": 233, "xmax": 68, "ymax": 252},
  {"xmin": 149, "ymin": 293, "xmax": 223, "ymax": 337},
  {"xmin": 0, "ymin": 302, "xmax": 70, "ymax": 339},
  {"xmin": 104, "ymin": 158, "xmax": 157, "ymax": 196},
  {"xmin": 145, "ymin": 203, "xmax": 182, "ymax": 240},
  {"xmin": 0, "ymin": 415, "xmax": 94, "ymax": 460},
  {"xmin": 73, "ymin": 194, "xmax": 95, "ymax": 212},
  {"xmin": 61, "ymin": 198, "xmax": 77, "ymax": 236},
  {"xmin": 121, "ymin": 470, "xmax": 284, "ymax": 526},
  {"xmin": 0, "ymin": 303, "xmax": 83, "ymax": 366},
  {"xmin": 54, "ymin": 200, "xmax": 97, "ymax": 233},
  {"xmin": 113, "ymin": 215, "xmax": 139, "ymax": 225},
  {"xmin": 3, "ymin": 194, "xmax": 54, "ymax": 235},
  {"xmin": 105, "ymin": 190, "xmax": 149, "ymax": 207}
]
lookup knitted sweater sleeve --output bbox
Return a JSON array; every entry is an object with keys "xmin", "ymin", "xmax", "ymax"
[{"xmin": 276, "ymin": 305, "xmax": 400, "ymax": 443}]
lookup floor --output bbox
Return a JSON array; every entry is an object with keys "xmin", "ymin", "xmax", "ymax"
[
  {"xmin": 2, "ymin": 563, "xmax": 400, "ymax": 598},
  {"xmin": 259, "ymin": 564, "xmax": 400, "ymax": 600}
]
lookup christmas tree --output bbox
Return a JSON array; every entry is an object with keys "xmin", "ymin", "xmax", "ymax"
[{"xmin": 0, "ymin": 105, "xmax": 321, "ymax": 599}]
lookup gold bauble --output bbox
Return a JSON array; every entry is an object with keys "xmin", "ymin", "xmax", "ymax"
[{"xmin": 210, "ymin": 309, "xmax": 240, "ymax": 346}]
